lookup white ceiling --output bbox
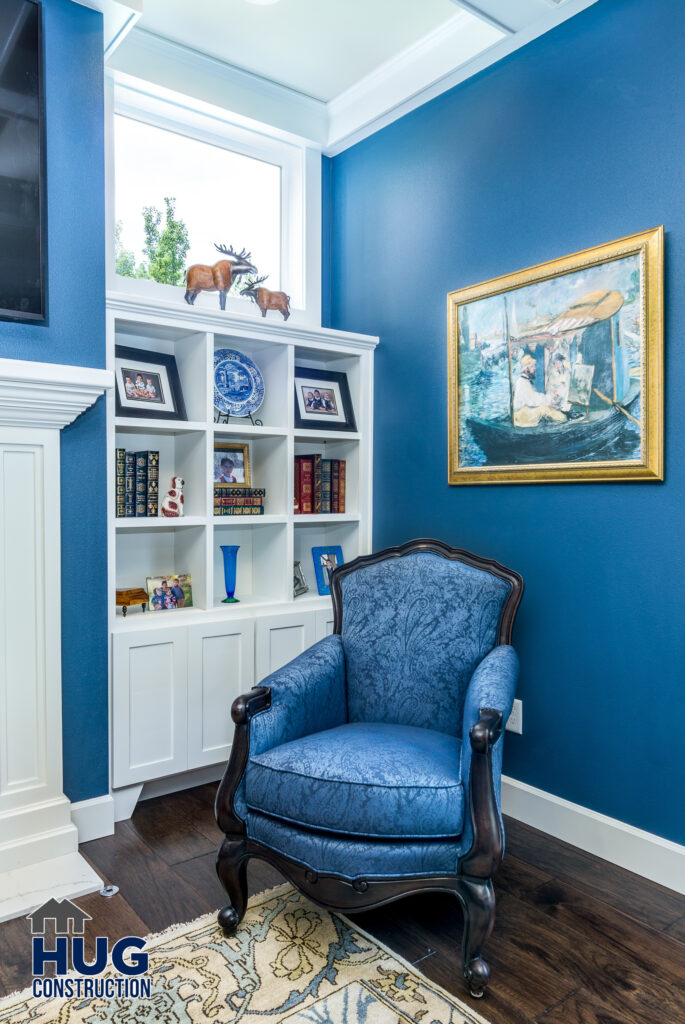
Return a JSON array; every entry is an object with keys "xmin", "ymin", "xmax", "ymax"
[
  {"xmin": 136, "ymin": 0, "xmax": 460, "ymax": 103},
  {"xmin": 78, "ymin": 0, "xmax": 599, "ymax": 152}
]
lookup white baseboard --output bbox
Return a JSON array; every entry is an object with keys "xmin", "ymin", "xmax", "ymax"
[
  {"xmin": 141, "ymin": 764, "xmax": 224, "ymax": 802},
  {"xmin": 502, "ymin": 775, "xmax": 685, "ymax": 896},
  {"xmin": 71, "ymin": 795, "xmax": 115, "ymax": 844}
]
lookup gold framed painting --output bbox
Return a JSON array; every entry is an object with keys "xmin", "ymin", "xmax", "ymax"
[{"xmin": 447, "ymin": 226, "xmax": 663, "ymax": 484}]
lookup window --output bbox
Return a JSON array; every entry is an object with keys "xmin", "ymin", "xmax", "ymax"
[
  {"xmin": 109, "ymin": 79, "xmax": 314, "ymax": 313},
  {"xmin": 114, "ymin": 115, "xmax": 282, "ymax": 292}
]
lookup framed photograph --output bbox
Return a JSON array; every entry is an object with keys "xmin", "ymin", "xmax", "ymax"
[
  {"xmin": 293, "ymin": 560, "xmax": 309, "ymax": 597},
  {"xmin": 214, "ymin": 441, "xmax": 251, "ymax": 488},
  {"xmin": 312, "ymin": 545, "xmax": 344, "ymax": 596},
  {"xmin": 294, "ymin": 367, "xmax": 357, "ymax": 432},
  {"xmin": 146, "ymin": 574, "xmax": 193, "ymax": 612},
  {"xmin": 0, "ymin": 0, "xmax": 46, "ymax": 323},
  {"xmin": 115, "ymin": 345, "xmax": 187, "ymax": 421},
  {"xmin": 448, "ymin": 226, "xmax": 663, "ymax": 484}
]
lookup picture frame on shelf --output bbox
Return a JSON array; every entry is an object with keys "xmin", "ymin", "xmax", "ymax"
[
  {"xmin": 294, "ymin": 366, "xmax": 357, "ymax": 432},
  {"xmin": 114, "ymin": 345, "xmax": 188, "ymax": 421},
  {"xmin": 214, "ymin": 441, "xmax": 251, "ymax": 487},
  {"xmin": 293, "ymin": 561, "xmax": 308, "ymax": 597},
  {"xmin": 312, "ymin": 545, "xmax": 344, "ymax": 596},
  {"xmin": 146, "ymin": 573, "xmax": 193, "ymax": 611}
]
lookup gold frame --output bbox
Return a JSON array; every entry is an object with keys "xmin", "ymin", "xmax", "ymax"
[
  {"xmin": 447, "ymin": 226, "xmax": 664, "ymax": 484},
  {"xmin": 214, "ymin": 441, "xmax": 251, "ymax": 488}
]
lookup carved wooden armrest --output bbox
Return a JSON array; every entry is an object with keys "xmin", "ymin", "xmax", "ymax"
[
  {"xmin": 215, "ymin": 686, "xmax": 271, "ymax": 835},
  {"xmin": 458, "ymin": 707, "xmax": 504, "ymax": 879}
]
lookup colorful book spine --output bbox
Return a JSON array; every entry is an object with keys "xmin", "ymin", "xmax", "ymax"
[
  {"xmin": 321, "ymin": 459, "xmax": 332, "ymax": 514},
  {"xmin": 294, "ymin": 460, "xmax": 301, "ymax": 513},
  {"xmin": 135, "ymin": 452, "xmax": 148, "ymax": 517},
  {"xmin": 295, "ymin": 456, "xmax": 314, "ymax": 514},
  {"xmin": 331, "ymin": 460, "xmax": 340, "ymax": 514},
  {"xmin": 115, "ymin": 448, "xmax": 126, "ymax": 518},
  {"xmin": 124, "ymin": 452, "xmax": 136, "ymax": 517},
  {"xmin": 147, "ymin": 450, "xmax": 159, "ymax": 517},
  {"xmin": 312, "ymin": 454, "xmax": 322, "ymax": 514},
  {"xmin": 215, "ymin": 496, "xmax": 264, "ymax": 507},
  {"xmin": 338, "ymin": 459, "xmax": 346, "ymax": 514},
  {"xmin": 213, "ymin": 487, "xmax": 266, "ymax": 497},
  {"xmin": 217, "ymin": 505, "xmax": 265, "ymax": 516}
]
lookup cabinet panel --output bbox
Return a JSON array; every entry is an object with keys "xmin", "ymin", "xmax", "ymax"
[
  {"xmin": 112, "ymin": 629, "xmax": 188, "ymax": 787},
  {"xmin": 315, "ymin": 608, "xmax": 335, "ymax": 641},
  {"xmin": 188, "ymin": 620, "xmax": 255, "ymax": 769},
  {"xmin": 255, "ymin": 612, "xmax": 316, "ymax": 680}
]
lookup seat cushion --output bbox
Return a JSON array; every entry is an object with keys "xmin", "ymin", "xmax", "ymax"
[{"xmin": 244, "ymin": 722, "xmax": 464, "ymax": 840}]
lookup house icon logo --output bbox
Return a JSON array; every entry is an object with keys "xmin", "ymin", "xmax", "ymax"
[{"xmin": 26, "ymin": 898, "xmax": 92, "ymax": 935}]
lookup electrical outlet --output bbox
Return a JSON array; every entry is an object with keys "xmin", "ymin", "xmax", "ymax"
[{"xmin": 506, "ymin": 699, "xmax": 523, "ymax": 734}]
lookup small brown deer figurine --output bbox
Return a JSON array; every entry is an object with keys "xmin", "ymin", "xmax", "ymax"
[
  {"xmin": 240, "ymin": 275, "xmax": 291, "ymax": 320},
  {"xmin": 185, "ymin": 245, "xmax": 256, "ymax": 310}
]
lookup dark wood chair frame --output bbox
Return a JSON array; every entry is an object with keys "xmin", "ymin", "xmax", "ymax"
[{"xmin": 214, "ymin": 538, "xmax": 524, "ymax": 998}]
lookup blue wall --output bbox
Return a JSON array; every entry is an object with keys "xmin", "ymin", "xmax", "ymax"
[
  {"xmin": 324, "ymin": 0, "xmax": 685, "ymax": 844},
  {"xmin": 0, "ymin": 0, "xmax": 108, "ymax": 801}
]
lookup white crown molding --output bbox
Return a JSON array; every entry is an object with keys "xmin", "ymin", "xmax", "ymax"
[
  {"xmin": 502, "ymin": 776, "xmax": 685, "ymax": 896},
  {"xmin": 70, "ymin": 0, "xmax": 142, "ymax": 56},
  {"xmin": 0, "ymin": 360, "xmax": 113, "ymax": 430},
  {"xmin": 103, "ymin": 1, "xmax": 598, "ymax": 156},
  {"xmin": 325, "ymin": 0, "xmax": 599, "ymax": 154},
  {"xmin": 107, "ymin": 28, "xmax": 328, "ymax": 146},
  {"xmin": 107, "ymin": 292, "xmax": 379, "ymax": 352}
]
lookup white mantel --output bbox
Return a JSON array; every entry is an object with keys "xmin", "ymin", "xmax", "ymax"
[{"xmin": 0, "ymin": 359, "xmax": 113, "ymax": 922}]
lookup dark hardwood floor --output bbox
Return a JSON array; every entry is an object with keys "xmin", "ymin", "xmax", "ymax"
[{"xmin": 1, "ymin": 784, "xmax": 684, "ymax": 1023}]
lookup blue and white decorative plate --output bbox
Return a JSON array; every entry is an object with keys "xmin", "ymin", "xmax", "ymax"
[{"xmin": 213, "ymin": 348, "xmax": 265, "ymax": 417}]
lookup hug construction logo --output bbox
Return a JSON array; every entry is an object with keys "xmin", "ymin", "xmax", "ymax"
[{"xmin": 26, "ymin": 898, "xmax": 151, "ymax": 999}]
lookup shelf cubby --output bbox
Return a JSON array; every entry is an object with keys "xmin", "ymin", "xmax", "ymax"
[
  {"xmin": 294, "ymin": 519, "xmax": 361, "ymax": 589},
  {"xmin": 213, "ymin": 333, "xmax": 290, "ymax": 429},
  {"xmin": 115, "ymin": 426, "xmax": 208, "ymax": 519},
  {"xmin": 115, "ymin": 522, "xmax": 208, "ymax": 612},
  {"xmin": 212, "ymin": 520, "xmax": 288, "ymax": 607},
  {"xmin": 293, "ymin": 436, "xmax": 360, "ymax": 517},
  {"xmin": 213, "ymin": 431, "xmax": 288, "ymax": 517}
]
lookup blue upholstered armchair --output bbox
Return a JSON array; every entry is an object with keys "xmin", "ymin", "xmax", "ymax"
[{"xmin": 215, "ymin": 539, "xmax": 523, "ymax": 998}]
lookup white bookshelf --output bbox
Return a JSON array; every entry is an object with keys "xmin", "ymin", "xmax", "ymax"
[{"xmin": 106, "ymin": 293, "xmax": 377, "ymax": 808}]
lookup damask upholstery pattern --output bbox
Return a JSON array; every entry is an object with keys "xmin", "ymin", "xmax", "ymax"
[
  {"xmin": 245, "ymin": 722, "xmax": 464, "ymax": 839},
  {"xmin": 248, "ymin": 813, "xmax": 465, "ymax": 879},
  {"xmin": 340, "ymin": 552, "xmax": 512, "ymax": 735}
]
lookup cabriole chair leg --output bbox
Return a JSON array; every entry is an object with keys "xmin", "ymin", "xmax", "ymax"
[
  {"xmin": 457, "ymin": 876, "xmax": 496, "ymax": 998},
  {"xmin": 216, "ymin": 837, "xmax": 249, "ymax": 936}
]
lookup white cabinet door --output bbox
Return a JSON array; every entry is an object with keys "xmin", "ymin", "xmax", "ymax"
[
  {"xmin": 187, "ymin": 620, "xmax": 255, "ymax": 770},
  {"xmin": 315, "ymin": 608, "xmax": 335, "ymax": 641},
  {"xmin": 112, "ymin": 628, "xmax": 188, "ymax": 788},
  {"xmin": 255, "ymin": 612, "xmax": 316, "ymax": 681}
]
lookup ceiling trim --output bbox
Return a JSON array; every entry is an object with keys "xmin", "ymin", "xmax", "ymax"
[
  {"xmin": 325, "ymin": 0, "xmax": 599, "ymax": 155},
  {"xmin": 99, "ymin": 0, "xmax": 599, "ymax": 156}
]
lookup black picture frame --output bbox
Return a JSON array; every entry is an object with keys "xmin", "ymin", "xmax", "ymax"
[
  {"xmin": 114, "ymin": 345, "xmax": 187, "ymax": 421},
  {"xmin": 0, "ymin": 0, "xmax": 47, "ymax": 324},
  {"xmin": 293, "ymin": 366, "xmax": 357, "ymax": 432}
]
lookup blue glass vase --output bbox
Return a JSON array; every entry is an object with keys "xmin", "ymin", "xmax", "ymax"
[{"xmin": 220, "ymin": 545, "xmax": 240, "ymax": 603}]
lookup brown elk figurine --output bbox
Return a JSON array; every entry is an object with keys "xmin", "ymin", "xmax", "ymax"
[
  {"xmin": 240, "ymin": 275, "xmax": 291, "ymax": 321},
  {"xmin": 184, "ymin": 245, "xmax": 256, "ymax": 310}
]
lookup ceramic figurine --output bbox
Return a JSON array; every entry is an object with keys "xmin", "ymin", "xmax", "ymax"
[
  {"xmin": 240, "ymin": 275, "xmax": 291, "ymax": 320},
  {"xmin": 161, "ymin": 476, "xmax": 184, "ymax": 517},
  {"xmin": 184, "ymin": 244, "xmax": 256, "ymax": 311}
]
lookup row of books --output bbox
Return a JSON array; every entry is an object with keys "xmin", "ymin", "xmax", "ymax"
[
  {"xmin": 116, "ymin": 449, "xmax": 159, "ymax": 517},
  {"xmin": 214, "ymin": 487, "xmax": 266, "ymax": 516},
  {"xmin": 294, "ymin": 456, "xmax": 346, "ymax": 514}
]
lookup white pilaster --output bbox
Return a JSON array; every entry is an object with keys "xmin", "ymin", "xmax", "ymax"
[{"xmin": 0, "ymin": 359, "xmax": 113, "ymax": 923}]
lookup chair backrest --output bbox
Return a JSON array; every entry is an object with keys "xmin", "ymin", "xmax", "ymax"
[{"xmin": 332, "ymin": 539, "xmax": 522, "ymax": 735}]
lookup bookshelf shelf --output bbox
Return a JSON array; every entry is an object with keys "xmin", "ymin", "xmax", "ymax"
[{"xmin": 107, "ymin": 294, "xmax": 377, "ymax": 804}]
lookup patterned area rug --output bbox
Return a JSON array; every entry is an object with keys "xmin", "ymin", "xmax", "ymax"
[{"xmin": 0, "ymin": 883, "xmax": 491, "ymax": 1024}]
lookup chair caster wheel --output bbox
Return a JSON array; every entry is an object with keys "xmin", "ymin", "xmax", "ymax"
[
  {"xmin": 465, "ymin": 957, "xmax": 489, "ymax": 999},
  {"xmin": 218, "ymin": 904, "xmax": 240, "ymax": 936}
]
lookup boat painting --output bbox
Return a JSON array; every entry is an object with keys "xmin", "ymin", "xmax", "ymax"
[{"xmin": 447, "ymin": 228, "xmax": 664, "ymax": 484}]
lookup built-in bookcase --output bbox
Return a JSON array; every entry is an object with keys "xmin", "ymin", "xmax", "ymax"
[{"xmin": 107, "ymin": 294, "xmax": 377, "ymax": 806}]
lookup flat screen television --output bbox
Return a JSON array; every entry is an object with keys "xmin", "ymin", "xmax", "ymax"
[{"xmin": 0, "ymin": 0, "xmax": 45, "ymax": 322}]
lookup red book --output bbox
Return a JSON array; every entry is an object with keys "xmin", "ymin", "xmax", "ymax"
[
  {"xmin": 338, "ymin": 460, "xmax": 346, "ymax": 514},
  {"xmin": 295, "ymin": 456, "xmax": 314, "ymax": 514},
  {"xmin": 331, "ymin": 460, "xmax": 340, "ymax": 514},
  {"xmin": 294, "ymin": 457, "xmax": 301, "ymax": 513}
]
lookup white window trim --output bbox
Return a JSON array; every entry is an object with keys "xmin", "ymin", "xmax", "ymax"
[{"xmin": 105, "ymin": 73, "xmax": 321, "ymax": 324}]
